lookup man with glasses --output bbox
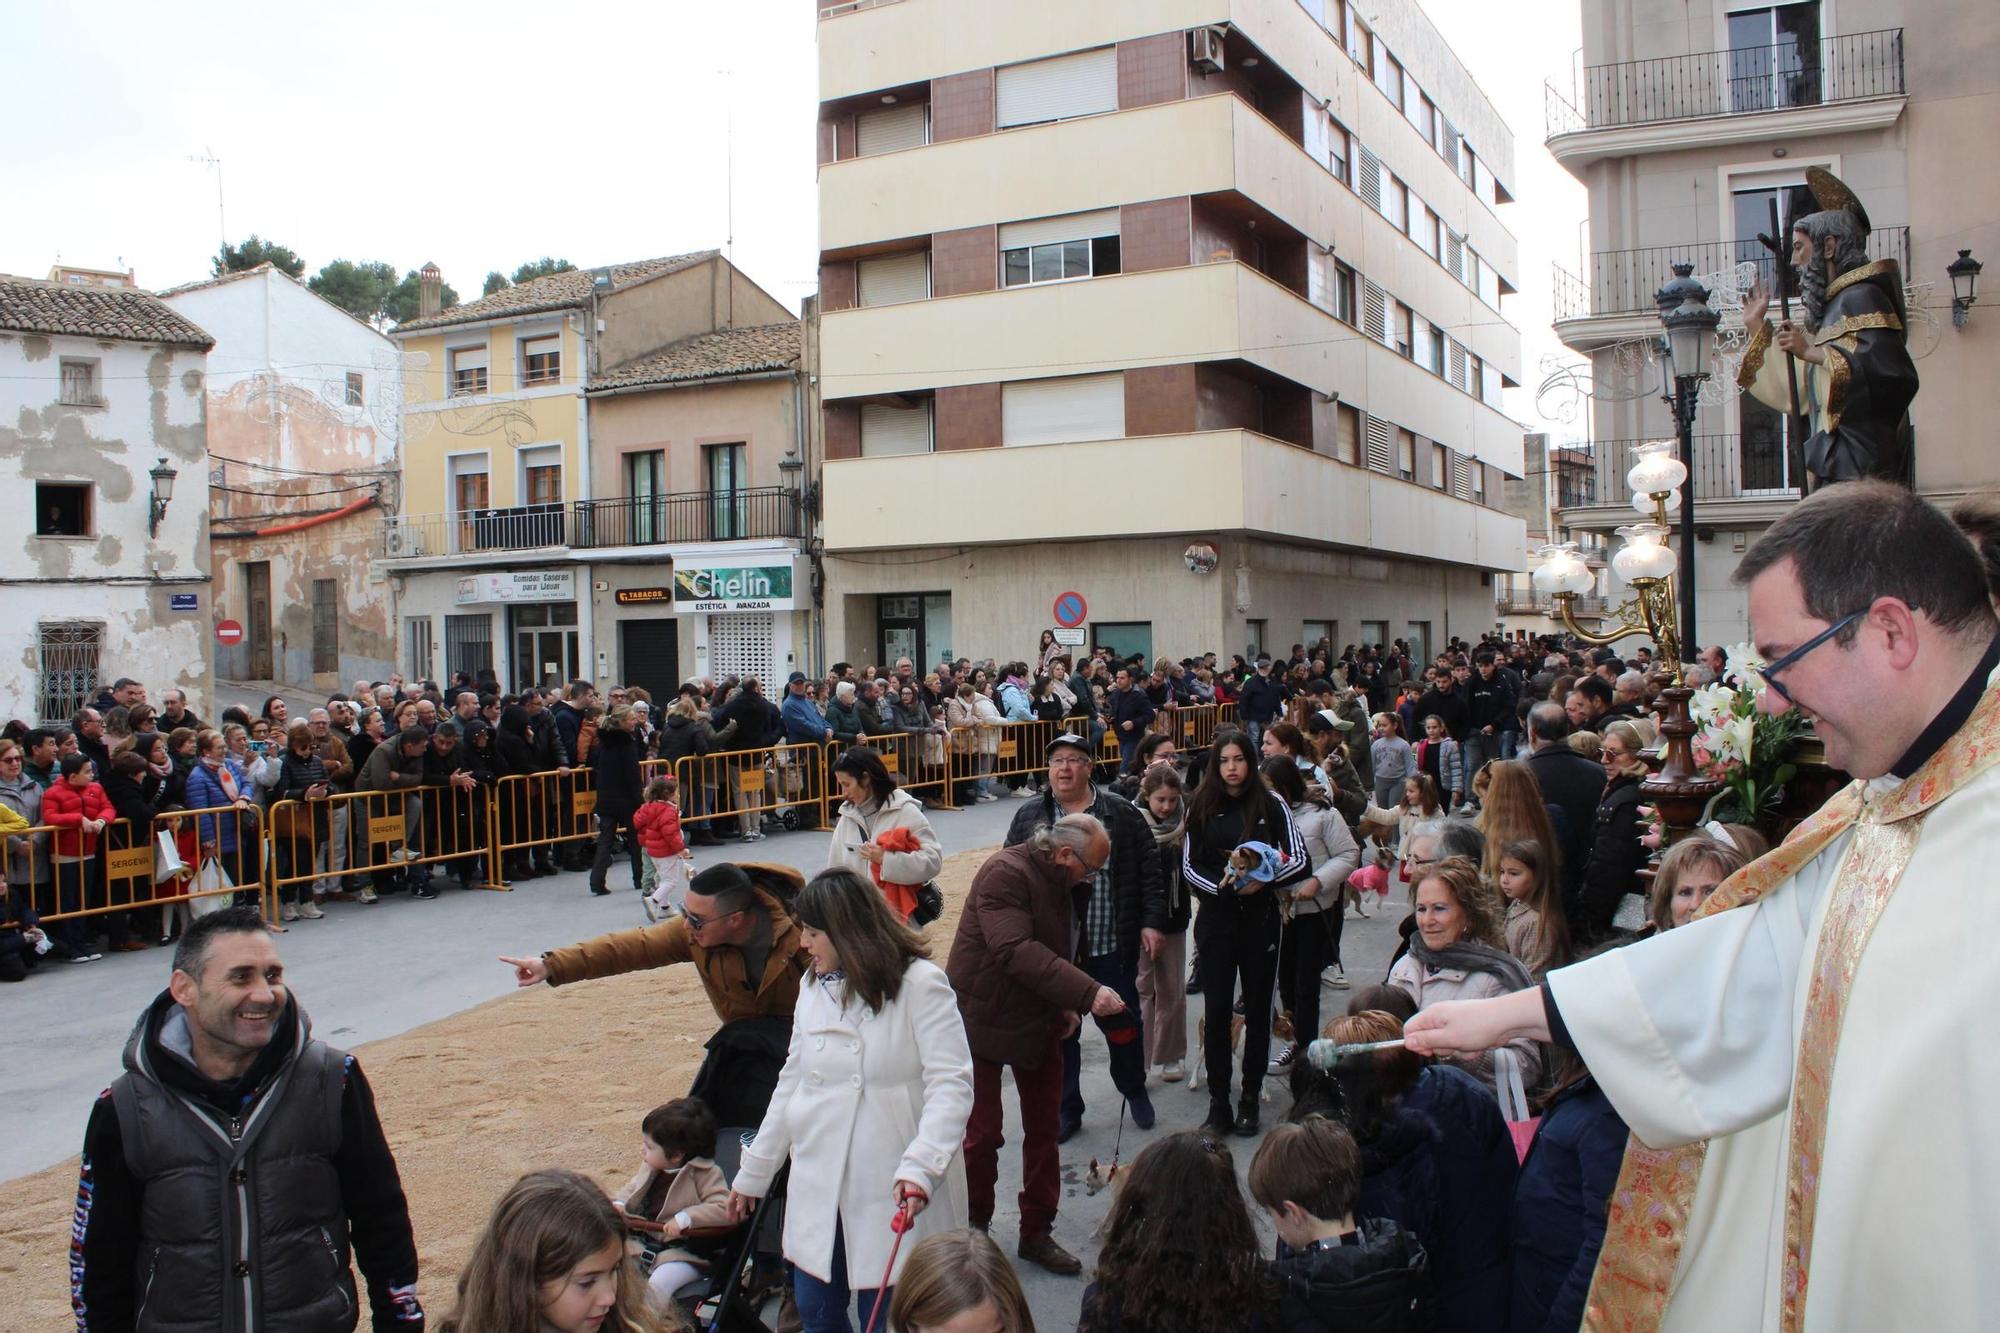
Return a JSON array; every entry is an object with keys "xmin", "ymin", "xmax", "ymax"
[
  {"xmin": 1004, "ymin": 734, "xmax": 1166, "ymax": 1140},
  {"xmin": 951, "ymin": 813, "xmax": 1128, "ymax": 1276},
  {"xmin": 501, "ymin": 861, "xmax": 811, "ymax": 1026},
  {"xmin": 1409, "ymin": 482, "xmax": 2000, "ymax": 1329}
]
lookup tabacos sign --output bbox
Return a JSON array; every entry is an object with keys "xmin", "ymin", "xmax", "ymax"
[{"xmin": 673, "ymin": 563, "xmax": 795, "ymax": 611}]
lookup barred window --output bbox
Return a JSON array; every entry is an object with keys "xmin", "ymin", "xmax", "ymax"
[{"xmin": 38, "ymin": 621, "xmax": 102, "ymax": 724}]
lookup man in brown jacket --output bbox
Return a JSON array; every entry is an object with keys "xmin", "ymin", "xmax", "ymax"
[
  {"xmin": 948, "ymin": 814, "xmax": 1128, "ymax": 1276},
  {"xmin": 501, "ymin": 862, "xmax": 809, "ymax": 1024}
]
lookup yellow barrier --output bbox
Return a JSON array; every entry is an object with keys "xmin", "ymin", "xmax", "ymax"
[
  {"xmin": 826, "ymin": 728, "xmax": 955, "ymax": 810},
  {"xmin": 491, "ymin": 767, "xmax": 599, "ymax": 874},
  {"xmin": 268, "ymin": 782, "xmax": 506, "ymax": 896},
  {"xmin": 668, "ymin": 742, "xmax": 830, "ymax": 835}
]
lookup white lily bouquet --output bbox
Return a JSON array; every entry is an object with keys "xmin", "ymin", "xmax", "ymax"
[{"xmin": 1688, "ymin": 644, "xmax": 1808, "ymax": 827}]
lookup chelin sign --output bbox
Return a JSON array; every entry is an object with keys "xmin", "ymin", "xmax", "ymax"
[{"xmin": 673, "ymin": 563, "xmax": 795, "ymax": 611}]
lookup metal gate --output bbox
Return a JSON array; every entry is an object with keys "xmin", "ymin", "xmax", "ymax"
[
  {"xmin": 36, "ymin": 621, "xmax": 102, "ymax": 724},
  {"xmin": 445, "ymin": 613, "xmax": 494, "ymax": 683},
  {"xmin": 708, "ymin": 612, "xmax": 774, "ymax": 685},
  {"xmin": 312, "ymin": 579, "xmax": 339, "ymax": 674},
  {"xmin": 245, "ymin": 561, "xmax": 274, "ymax": 679}
]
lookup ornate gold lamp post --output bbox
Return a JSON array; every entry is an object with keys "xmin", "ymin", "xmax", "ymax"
[{"xmin": 1531, "ymin": 443, "xmax": 1722, "ymax": 836}]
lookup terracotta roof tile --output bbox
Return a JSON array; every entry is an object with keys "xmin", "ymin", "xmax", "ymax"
[
  {"xmin": 0, "ymin": 275, "xmax": 215, "ymax": 349},
  {"xmin": 392, "ymin": 251, "xmax": 719, "ymax": 334},
  {"xmin": 589, "ymin": 322, "xmax": 801, "ymax": 392}
]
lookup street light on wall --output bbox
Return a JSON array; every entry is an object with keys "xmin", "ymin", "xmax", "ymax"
[
  {"xmin": 147, "ymin": 458, "xmax": 178, "ymax": 538},
  {"xmin": 1948, "ymin": 249, "xmax": 1983, "ymax": 329}
]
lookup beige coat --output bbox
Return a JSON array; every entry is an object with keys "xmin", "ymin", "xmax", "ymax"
[
  {"xmin": 1503, "ymin": 899, "xmax": 1552, "ymax": 980},
  {"xmin": 617, "ymin": 1157, "xmax": 732, "ymax": 1266},
  {"xmin": 1387, "ymin": 952, "xmax": 1543, "ymax": 1094},
  {"xmin": 827, "ymin": 787, "xmax": 943, "ymax": 888}
]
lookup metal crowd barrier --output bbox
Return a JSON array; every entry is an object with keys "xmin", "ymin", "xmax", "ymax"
[
  {"xmin": 268, "ymin": 783, "xmax": 508, "ymax": 896},
  {"xmin": 824, "ymin": 728, "xmax": 956, "ymax": 810},
  {"xmin": 491, "ymin": 767, "xmax": 599, "ymax": 874},
  {"xmin": 664, "ymin": 741, "xmax": 831, "ymax": 835},
  {"xmin": 4, "ymin": 805, "xmax": 276, "ymax": 932}
]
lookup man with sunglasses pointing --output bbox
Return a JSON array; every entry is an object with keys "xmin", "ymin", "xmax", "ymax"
[{"xmin": 1406, "ymin": 481, "xmax": 2000, "ymax": 1330}]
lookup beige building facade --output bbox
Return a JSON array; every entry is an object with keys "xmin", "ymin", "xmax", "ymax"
[
  {"xmin": 812, "ymin": 0, "xmax": 1528, "ymax": 669},
  {"xmin": 1549, "ymin": 0, "xmax": 1998, "ymax": 649}
]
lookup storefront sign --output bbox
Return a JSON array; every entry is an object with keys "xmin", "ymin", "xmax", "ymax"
[
  {"xmin": 456, "ymin": 569, "xmax": 575, "ymax": 605},
  {"xmin": 673, "ymin": 563, "xmax": 796, "ymax": 612},
  {"xmin": 614, "ymin": 587, "xmax": 672, "ymax": 606}
]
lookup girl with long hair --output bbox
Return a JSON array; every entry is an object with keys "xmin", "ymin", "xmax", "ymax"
[
  {"xmin": 1079, "ymin": 1131, "xmax": 1276, "ymax": 1333},
  {"xmin": 1496, "ymin": 838, "xmax": 1570, "ymax": 978},
  {"xmin": 1183, "ymin": 730, "xmax": 1309, "ymax": 1137},
  {"xmin": 891, "ymin": 1229, "xmax": 1036, "ymax": 1333},
  {"xmin": 1474, "ymin": 760, "xmax": 1563, "ymax": 887},
  {"xmin": 728, "ymin": 868, "xmax": 973, "ymax": 1332},
  {"xmin": 1136, "ymin": 765, "xmax": 1192, "ymax": 1083},
  {"xmin": 437, "ymin": 1168, "xmax": 672, "ymax": 1333}
]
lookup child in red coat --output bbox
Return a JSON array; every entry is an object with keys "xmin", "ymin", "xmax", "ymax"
[
  {"xmin": 42, "ymin": 754, "xmax": 115, "ymax": 959},
  {"xmin": 632, "ymin": 776, "xmax": 691, "ymax": 919}
]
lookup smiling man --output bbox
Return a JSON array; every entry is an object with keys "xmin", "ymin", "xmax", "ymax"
[
  {"xmin": 1406, "ymin": 482, "xmax": 2000, "ymax": 1330},
  {"xmin": 71, "ymin": 906, "xmax": 424, "ymax": 1331}
]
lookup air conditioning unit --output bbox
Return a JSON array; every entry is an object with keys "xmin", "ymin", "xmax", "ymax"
[
  {"xmin": 1190, "ymin": 26, "xmax": 1226, "ymax": 74},
  {"xmin": 387, "ymin": 528, "xmax": 425, "ymax": 557}
]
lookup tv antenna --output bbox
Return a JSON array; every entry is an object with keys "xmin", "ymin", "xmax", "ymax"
[{"xmin": 187, "ymin": 147, "xmax": 225, "ymax": 255}]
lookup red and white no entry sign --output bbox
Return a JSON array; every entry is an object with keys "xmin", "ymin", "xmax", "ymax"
[{"xmin": 215, "ymin": 619, "xmax": 245, "ymax": 646}]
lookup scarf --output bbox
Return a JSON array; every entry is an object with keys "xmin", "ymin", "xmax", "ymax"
[{"xmin": 1405, "ymin": 930, "xmax": 1534, "ymax": 993}]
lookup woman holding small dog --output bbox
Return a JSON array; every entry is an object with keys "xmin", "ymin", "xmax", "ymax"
[{"xmin": 1183, "ymin": 730, "xmax": 1309, "ymax": 1138}]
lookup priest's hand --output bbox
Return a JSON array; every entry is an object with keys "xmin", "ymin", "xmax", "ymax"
[{"xmin": 1404, "ymin": 989, "xmax": 1550, "ymax": 1056}]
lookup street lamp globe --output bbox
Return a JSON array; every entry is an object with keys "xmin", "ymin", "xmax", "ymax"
[
  {"xmin": 1531, "ymin": 544, "xmax": 1595, "ymax": 596},
  {"xmin": 1612, "ymin": 524, "xmax": 1676, "ymax": 583},
  {"xmin": 1656, "ymin": 265, "xmax": 1720, "ymax": 383},
  {"xmin": 1626, "ymin": 440, "xmax": 1688, "ymax": 497}
]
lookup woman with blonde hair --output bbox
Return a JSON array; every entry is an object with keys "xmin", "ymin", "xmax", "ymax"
[
  {"xmin": 1646, "ymin": 834, "xmax": 1749, "ymax": 934},
  {"xmin": 1579, "ymin": 720, "xmax": 1651, "ymax": 940},
  {"xmin": 890, "ymin": 1229, "xmax": 1036, "ymax": 1333},
  {"xmin": 1474, "ymin": 761, "xmax": 1563, "ymax": 886}
]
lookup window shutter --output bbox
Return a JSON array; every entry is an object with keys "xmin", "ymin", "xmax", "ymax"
[
  {"xmin": 1307, "ymin": 249, "xmax": 1332, "ymax": 315},
  {"xmin": 1444, "ymin": 230, "xmax": 1466, "ymax": 283},
  {"xmin": 1363, "ymin": 415, "xmax": 1393, "ymax": 473},
  {"xmin": 1448, "ymin": 340, "xmax": 1469, "ymax": 390},
  {"xmin": 1357, "ymin": 144, "xmax": 1383, "ymax": 213},
  {"xmin": 1001, "ymin": 373, "xmax": 1125, "ymax": 447},
  {"xmin": 998, "ymin": 209, "xmax": 1120, "ymax": 250},
  {"xmin": 1440, "ymin": 123, "xmax": 1462, "ymax": 173},
  {"xmin": 452, "ymin": 346, "xmax": 488, "ymax": 371},
  {"xmin": 1336, "ymin": 404, "xmax": 1360, "ymax": 464},
  {"xmin": 858, "ymin": 251, "xmax": 931, "ymax": 306},
  {"xmin": 1301, "ymin": 101, "xmax": 1330, "ymax": 172},
  {"xmin": 856, "ymin": 102, "xmax": 929, "ymax": 156},
  {"xmin": 1451, "ymin": 450, "xmax": 1474, "ymax": 500},
  {"xmin": 996, "ymin": 48, "xmax": 1117, "ymax": 128},
  {"xmin": 1362, "ymin": 281, "xmax": 1388, "ymax": 343},
  {"xmin": 861, "ymin": 401, "xmax": 934, "ymax": 457}
]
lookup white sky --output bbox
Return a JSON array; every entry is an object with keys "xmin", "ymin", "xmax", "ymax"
[{"xmin": 4, "ymin": 0, "xmax": 1583, "ymax": 437}]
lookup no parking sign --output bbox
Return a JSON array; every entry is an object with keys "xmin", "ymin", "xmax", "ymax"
[{"xmin": 1052, "ymin": 591, "xmax": 1087, "ymax": 629}]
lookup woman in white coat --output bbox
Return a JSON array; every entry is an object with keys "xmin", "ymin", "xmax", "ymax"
[
  {"xmin": 728, "ymin": 868, "xmax": 973, "ymax": 1332},
  {"xmin": 825, "ymin": 747, "xmax": 944, "ymax": 923}
]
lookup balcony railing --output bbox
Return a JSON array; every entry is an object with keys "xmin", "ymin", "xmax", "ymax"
[
  {"xmin": 381, "ymin": 487, "xmax": 802, "ymax": 559},
  {"xmin": 1574, "ymin": 435, "xmax": 1803, "ymax": 510},
  {"xmin": 1547, "ymin": 29, "xmax": 1903, "ymax": 137},
  {"xmin": 1554, "ymin": 227, "xmax": 1908, "ymax": 322},
  {"xmin": 1497, "ymin": 591, "xmax": 1611, "ymax": 618}
]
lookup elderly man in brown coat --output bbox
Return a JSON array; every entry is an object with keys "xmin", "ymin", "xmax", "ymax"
[{"xmin": 948, "ymin": 813, "xmax": 1128, "ymax": 1276}]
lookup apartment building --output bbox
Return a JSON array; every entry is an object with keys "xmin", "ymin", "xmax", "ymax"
[
  {"xmin": 384, "ymin": 255, "xmax": 808, "ymax": 694},
  {"xmin": 1548, "ymin": 0, "xmax": 1997, "ymax": 647},
  {"xmin": 813, "ymin": 0, "xmax": 1527, "ymax": 669},
  {"xmin": 1495, "ymin": 432, "xmax": 1606, "ymax": 638}
]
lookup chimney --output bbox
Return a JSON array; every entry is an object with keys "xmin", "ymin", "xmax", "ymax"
[{"xmin": 419, "ymin": 262, "xmax": 442, "ymax": 319}]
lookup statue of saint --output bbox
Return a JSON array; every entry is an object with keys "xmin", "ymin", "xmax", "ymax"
[{"xmin": 1740, "ymin": 167, "xmax": 1918, "ymax": 488}]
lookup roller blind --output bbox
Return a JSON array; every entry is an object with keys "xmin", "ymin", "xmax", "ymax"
[
  {"xmin": 996, "ymin": 48, "xmax": 1117, "ymax": 128},
  {"xmin": 451, "ymin": 346, "xmax": 488, "ymax": 371},
  {"xmin": 857, "ymin": 251, "xmax": 931, "ymax": 306},
  {"xmin": 861, "ymin": 401, "xmax": 933, "ymax": 457},
  {"xmin": 999, "ymin": 208, "xmax": 1120, "ymax": 250},
  {"xmin": 1001, "ymin": 373, "xmax": 1125, "ymax": 448},
  {"xmin": 856, "ymin": 102, "xmax": 928, "ymax": 156}
]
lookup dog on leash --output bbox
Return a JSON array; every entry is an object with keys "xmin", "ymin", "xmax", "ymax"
[{"xmin": 1188, "ymin": 1012, "xmax": 1271, "ymax": 1103}]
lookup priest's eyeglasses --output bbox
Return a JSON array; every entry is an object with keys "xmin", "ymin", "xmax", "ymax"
[{"xmin": 1757, "ymin": 610, "xmax": 1865, "ymax": 705}]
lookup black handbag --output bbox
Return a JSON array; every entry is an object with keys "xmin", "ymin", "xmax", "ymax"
[{"xmin": 912, "ymin": 881, "xmax": 944, "ymax": 927}]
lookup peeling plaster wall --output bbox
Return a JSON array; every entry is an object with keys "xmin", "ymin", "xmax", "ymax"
[
  {"xmin": 164, "ymin": 271, "xmax": 401, "ymax": 688},
  {"xmin": 0, "ymin": 331, "xmax": 213, "ymax": 723}
]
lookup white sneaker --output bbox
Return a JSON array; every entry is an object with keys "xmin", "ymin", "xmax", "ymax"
[
  {"xmin": 389, "ymin": 848, "xmax": 420, "ymax": 863},
  {"xmin": 297, "ymin": 901, "xmax": 325, "ymax": 920},
  {"xmin": 1010, "ymin": 787, "xmax": 1035, "ymax": 798},
  {"xmin": 280, "ymin": 903, "xmax": 300, "ymax": 922},
  {"xmin": 1160, "ymin": 1060, "xmax": 1186, "ymax": 1083},
  {"xmin": 358, "ymin": 887, "xmax": 379, "ymax": 904}
]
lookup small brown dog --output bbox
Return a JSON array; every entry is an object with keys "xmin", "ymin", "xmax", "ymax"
[{"xmin": 1188, "ymin": 1013, "xmax": 1271, "ymax": 1103}]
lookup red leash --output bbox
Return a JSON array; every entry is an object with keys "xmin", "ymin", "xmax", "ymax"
[{"xmin": 861, "ymin": 1192, "xmax": 923, "ymax": 1333}]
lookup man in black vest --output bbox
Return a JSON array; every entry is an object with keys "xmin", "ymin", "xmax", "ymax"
[{"xmin": 72, "ymin": 906, "xmax": 424, "ymax": 1331}]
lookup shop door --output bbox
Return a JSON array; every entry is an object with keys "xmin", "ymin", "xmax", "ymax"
[
  {"xmin": 508, "ymin": 603, "xmax": 579, "ymax": 691},
  {"xmin": 244, "ymin": 560, "xmax": 274, "ymax": 679},
  {"xmin": 620, "ymin": 619, "xmax": 681, "ymax": 703},
  {"xmin": 877, "ymin": 595, "xmax": 924, "ymax": 671}
]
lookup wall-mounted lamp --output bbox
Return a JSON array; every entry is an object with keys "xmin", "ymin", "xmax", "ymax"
[
  {"xmin": 147, "ymin": 458, "xmax": 177, "ymax": 538},
  {"xmin": 1948, "ymin": 249, "xmax": 1983, "ymax": 329}
]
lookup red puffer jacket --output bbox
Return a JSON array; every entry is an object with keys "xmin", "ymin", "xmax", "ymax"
[
  {"xmin": 630, "ymin": 798, "xmax": 685, "ymax": 858},
  {"xmin": 43, "ymin": 779, "xmax": 114, "ymax": 857}
]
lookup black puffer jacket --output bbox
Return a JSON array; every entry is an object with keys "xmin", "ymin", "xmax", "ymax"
[
  {"xmin": 591, "ymin": 724, "xmax": 645, "ymax": 820},
  {"xmin": 1272, "ymin": 1218, "xmax": 1428, "ymax": 1333},
  {"xmin": 1003, "ymin": 785, "xmax": 1167, "ymax": 970},
  {"xmin": 1578, "ymin": 773, "xmax": 1646, "ymax": 941}
]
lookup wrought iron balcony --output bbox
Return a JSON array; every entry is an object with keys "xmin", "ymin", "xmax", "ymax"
[
  {"xmin": 381, "ymin": 487, "xmax": 802, "ymax": 559},
  {"xmin": 1498, "ymin": 591, "xmax": 1610, "ymax": 618},
  {"xmin": 1547, "ymin": 29, "xmax": 1903, "ymax": 137},
  {"xmin": 1553, "ymin": 227, "xmax": 1908, "ymax": 322},
  {"xmin": 1571, "ymin": 435, "xmax": 1803, "ymax": 510}
]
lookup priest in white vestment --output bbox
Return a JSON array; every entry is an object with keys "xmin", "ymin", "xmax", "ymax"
[{"xmin": 1407, "ymin": 481, "xmax": 2000, "ymax": 1332}]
